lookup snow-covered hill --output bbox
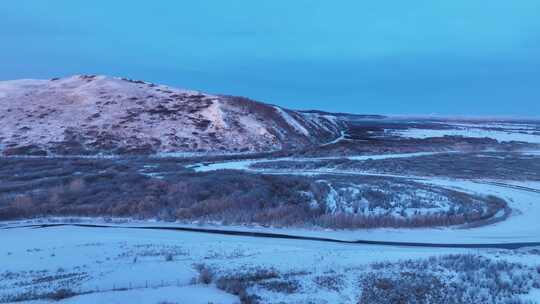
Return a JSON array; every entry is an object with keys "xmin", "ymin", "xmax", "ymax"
[{"xmin": 0, "ymin": 75, "xmax": 346, "ymax": 156}]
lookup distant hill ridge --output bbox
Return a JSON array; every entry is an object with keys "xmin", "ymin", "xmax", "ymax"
[{"xmin": 0, "ymin": 75, "xmax": 347, "ymax": 156}]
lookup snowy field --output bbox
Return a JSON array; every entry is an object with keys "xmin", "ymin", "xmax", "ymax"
[
  {"xmin": 391, "ymin": 122, "xmax": 540, "ymax": 144},
  {"xmin": 1, "ymin": 225, "xmax": 539, "ymax": 303}
]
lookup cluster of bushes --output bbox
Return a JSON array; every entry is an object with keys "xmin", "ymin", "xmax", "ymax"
[
  {"xmin": 361, "ymin": 254, "xmax": 540, "ymax": 304},
  {"xmin": 0, "ymin": 158, "xmax": 329, "ymax": 226},
  {"xmin": 313, "ymin": 177, "xmax": 507, "ymax": 229},
  {"xmin": 315, "ymin": 211, "xmax": 480, "ymax": 229},
  {"xmin": 195, "ymin": 265, "xmax": 289, "ymax": 304},
  {"xmin": 0, "ymin": 170, "xmax": 322, "ymax": 226},
  {"xmin": 0, "ymin": 158, "xmax": 507, "ymax": 229},
  {"xmin": 1, "ymin": 288, "xmax": 78, "ymax": 303}
]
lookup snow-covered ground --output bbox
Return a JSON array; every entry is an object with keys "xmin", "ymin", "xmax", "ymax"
[
  {"xmin": 321, "ymin": 130, "xmax": 348, "ymax": 146},
  {"xmin": 273, "ymin": 106, "xmax": 310, "ymax": 136},
  {"xmin": 521, "ymin": 150, "xmax": 540, "ymax": 156},
  {"xmin": 0, "ymin": 226, "xmax": 239, "ymax": 303},
  {"xmin": 346, "ymin": 151, "xmax": 448, "ymax": 161},
  {"xmin": 434, "ymin": 122, "xmax": 539, "ymax": 131},
  {"xmin": 23, "ymin": 286, "xmax": 237, "ymax": 304},
  {"xmin": 392, "ymin": 126, "xmax": 540, "ymax": 144},
  {"xmin": 192, "ymin": 151, "xmax": 447, "ymax": 172},
  {"xmin": 1, "ymin": 225, "xmax": 538, "ymax": 303}
]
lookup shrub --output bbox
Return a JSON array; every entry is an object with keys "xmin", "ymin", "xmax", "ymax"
[
  {"xmin": 45, "ymin": 288, "xmax": 76, "ymax": 301},
  {"xmin": 68, "ymin": 178, "xmax": 85, "ymax": 193},
  {"xmin": 194, "ymin": 264, "xmax": 214, "ymax": 284},
  {"xmin": 260, "ymin": 280, "xmax": 299, "ymax": 294},
  {"xmin": 313, "ymin": 274, "xmax": 344, "ymax": 292}
]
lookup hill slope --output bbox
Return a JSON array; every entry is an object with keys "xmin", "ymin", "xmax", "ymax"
[{"xmin": 0, "ymin": 75, "xmax": 346, "ymax": 156}]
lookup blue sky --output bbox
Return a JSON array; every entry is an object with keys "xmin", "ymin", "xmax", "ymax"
[{"xmin": 1, "ymin": 1, "xmax": 539, "ymax": 116}]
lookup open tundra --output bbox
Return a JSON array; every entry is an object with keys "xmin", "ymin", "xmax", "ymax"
[{"xmin": 1, "ymin": 76, "xmax": 540, "ymax": 303}]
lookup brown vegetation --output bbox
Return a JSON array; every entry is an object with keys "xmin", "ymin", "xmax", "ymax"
[{"xmin": 0, "ymin": 157, "xmax": 507, "ymax": 229}]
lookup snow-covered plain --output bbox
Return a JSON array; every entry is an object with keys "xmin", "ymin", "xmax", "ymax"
[
  {"xmin": 1, "ymin": 225, "xmax": 538, "ymax": 303},
  {"xmin": 393, "ymin": 125, "xmax": 540, "ymax": 144},
  {"xmin": 23, "ymin": 286, "xmax": 237, "ymax": 304}
]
